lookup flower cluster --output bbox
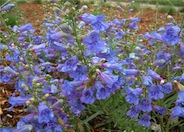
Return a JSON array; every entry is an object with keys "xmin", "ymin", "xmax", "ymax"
[{"xmin": 0, "ymin": 1, "xmax": 184, "ymax": 131}]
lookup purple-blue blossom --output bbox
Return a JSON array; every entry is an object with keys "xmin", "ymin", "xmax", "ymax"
[
  {"xmin": 38, "ymin": 102, "xmax": 55, "ymax": 124},
  {"xmin": 96, "ymin": 69, "xmax": 119, "ymax": 88},
  {"xmin": 1, "ymin": 4, "xmax": 15, "ymax": 11},
  {"xmin": 160, "ymin": 82, "xmax": 172, "ymax": 94},
  {"xmin": 81, "ymin": 88, "xmax": 95, "ymax": 104},
  {"xmin": 152, "ymin": 105, "xmax": 167, "ymax": 115},
  {"xmin": 95, "ymin": 81, "xmax": 110, "ymax": 100},
  {"xmin": 138, "ymin": 114, "xmax": 151, "ymax": 127},
  {"xmin": 139, "ymin": 98, "xmax": 152, "ymax": 112},
  {"xmin": 82, "ymin": 31, "xmax": 106, "ymax": 53},
  {"xmin": 148, "ymin": 84, "xmax": 164, "ymax": 100},
  {"xmin": 126, "ymin": 105, "xmax": 140, "ymax": 119},
  {"xmin": 61, "ymin": 57, "xmax": 79, "ymax": 72},
  {"xmin": 125, "ymin": 87, "xmax": 142, "ymax": 105},
  {"xmin": 162, "ymin": 25, "xmax": 180, "ymax": 45},
  {"xmin": 78, "ymin": 13, "xmax": 109, "ymax": 31}
]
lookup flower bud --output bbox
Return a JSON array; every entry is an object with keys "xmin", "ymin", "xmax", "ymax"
[
  {"xmin": 44, "ymin": 94, "xmax": 50, "ymax": 99},
  {"xmin": 26, "ymin": 100, "xmax": 31, "ymax": 106},
  {"xmin": 21, "ymin": 84, "xmax": 29, "ymax": 91},
  {"xmin": 2, "ymin": 45, "xmax": 8, "ymax": 50},
  {"xmin": 32, "ymin": 79, "xmax": 37, "ymax": 84},
  {"xmin": 36, "ymin": 83, "xmax": 41, "ymax": 87},
  {"xmin": 167, "ymin": 15, "xmax": 173, "ymax": 19},
  {"xmin": 30, "ymin": 97, "xmax": 35, "ymax": 102}
]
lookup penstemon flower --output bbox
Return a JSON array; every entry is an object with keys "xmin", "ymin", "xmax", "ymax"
[{"xmin": 0, "ymin": 1, "xmax": 183, "ymax": 131}]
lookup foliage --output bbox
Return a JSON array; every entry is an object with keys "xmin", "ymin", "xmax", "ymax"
[
  {"xmin": 158, "ymin": 6, "xmax": 177, "ymax": 14},
  {"xmin": 112, "ymin": 0, "xmax": 184, "ymax": 7},
  {"xmin": 80, "ymin": 0, "xmax": 95, "ymax": 6},
  {"xmin": 32, "ymin": 0, "xmax": 43, "ymax": 4},
  {"xmin": 16, "ymin": 0, "xmax": 27, "ymax": 3}
]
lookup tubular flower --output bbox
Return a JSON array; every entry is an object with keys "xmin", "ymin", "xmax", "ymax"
[
  {"xmin": 96, "ymin": 69, "xmax": 118, "ymax": 88},
  {"xmin": 82, "ymin": 31, "xmax": 106, "ymax": 53},
  {"xmin": 138, "ymin": 114, "xmax": 151, "ymax": 128},
  {"xmin": 95, "ymin": 81, "xmax": 110, "ymax": 100},
  {"xmin": 125, "ymin": 87, "xmax": 143, "ymax": 105},
  {"xmin": 78, "ymin": 13, "xmax": 109, "ymax": 31},
  {"xmin": 162, "ymin": 25, "xmax": 180, "ymax": 45},
  {"xmin": 126, "ymin": 105, "xmax": 140, "ymax": 119},
  {"xmin": 148, "ymin": 84, "xmax": 164, "ymax": 100},
  {"xmin": 38, "ymin": 102, "xmax": 54, "ymax": 124},
  {"xmin": 147, "ymin": 68, "xmax": 164, "ymax": 84},
  {"xmin": 1, "ymin": 4, "xmax": 15, "ymax": 11},
  {"xmin": 139, "ymin": 98, "xmax": 152, "ymax": 112},
  {"xmin": 81, "ymin": 88, "xmax": 95, "ymax": 104}
]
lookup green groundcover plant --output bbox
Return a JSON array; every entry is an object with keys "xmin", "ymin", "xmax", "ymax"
[{"xmin": 0, "ymin": 0, "xmax": 184, "ymax": 131}]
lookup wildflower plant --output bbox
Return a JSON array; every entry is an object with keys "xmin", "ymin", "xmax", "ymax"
[{"xmin": 0, "ymin": 0, "xmax": 184, "ymax": 131}]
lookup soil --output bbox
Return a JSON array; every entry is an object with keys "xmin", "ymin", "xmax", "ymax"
[
  {"xmin": 17, "ymin": 3, "xmax": 182, "ymax": 34},
  {"xmin": 0, "ymin": 2, "xmax": 183, "ymax": 131}
]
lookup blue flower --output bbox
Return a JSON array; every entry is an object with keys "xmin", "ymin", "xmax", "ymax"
[
  {"xmin": 139, "ymin": 98, "xmax": 152, "ymax": 112},
  {"xmin": 175, "ymin": 90, "xmax": 184, "ymax": 105},
  {"xmin": 6, "ymin": 48, "xmax": 20, "ymax": 63},
  {"xmin": 14, "ymin": 80, "xmax": 28, "ymax": 93},
  {"xmin": 160, "ymin": 82, "xmax": 172, "ymax": 94},
  {"xmin": 69, "ymin": 100, "xmax": 86, "ymax": 115},
  {"xmin": 2, "ymin": 73, "xmax": 12, "ymax": 83},
  {"xmin": 129, "ymin": 21, "xmax": 139, "ymax": 30},
  {"xmin": 147, "ymin": 68, "xmax": 164, "ymax": 84},
  {"xmin": 69, "ymin": 65, "xmax": 88, "ymax": 81},
  {"xmin": 82, "ymin": 31, "xmax": 106, "ymax": 53},
  {"xmin": 61, "ymin": 80, "xmax": 84, "ymax": 97},
  {"xmin": 114, "ymin": 29, "xmax": 125, "ymax": 39},
  {"xmin": 152, "ymin": 52, "xmax": 171, "ymax": 68},
  {"xmin": 78, "ymin": 14, "xmax": 109, "ymax": 31},
  {"xmin": 128, "ymin": 17, "xmax": 140, "ymax": 30},
  {"xmin": 81, "ymin": 88, "xmax": 95, "ymax": 104},
  {"xmin": 99, "ymin": 62, "xmax": 123, "ymax": 71},
  {"xmin": 125, "ymin": 87, "xmax": 142, "ymax": 105},
  {"xmin": 18, "ymin": 23, "xmax": 34, "ymax": 33},
  {"xmin": 171, "ymin": 106, "xmax": 184, "ymax": 118},
  {"xmin": 96, "ymin": 69, "xmax": 118, "ymax": 88},
  {"xmin": 122, "ymin": 69, "xmax": 140, "ymax": 76},
  {"xmin": 1, "ymin": 4, "xmax": 15, "ymax": 11},
  {"xmin": 113, "ymin": 18, "xmax": 126, "ymax": 26},
  {"xmin": 8, "ymin": 95, "xmax": 31, "ymax": 111},
  {"xmin": 38, "ymin": 102, "xmax": 54, "ymax": 124},
  {"xmin": 78, "ymin": 13, "xmax": 97, "ymax": 24},
  {"xmin": 142, "ymin": 75, "xmax": 153, "ymax": 86},
  {"xmin": 179, "ymin": 73, "xmax": 184, "ymax": 82},
  {"xmin": 43, "ymin": 122, "xmax": 63, "ymax": 132},
  {"xmin": 20, "ymin": 114, "xmax": 37, "ymax": 124},
  {"xmin": 61, "ymin": 57, "xmax": 79, "ymax": 72},
  {"xmin": 148, "ymin": 84, "xmax": 164, "ymax": 100},
  {"xmin": 152, "ymin": 105, "xmax": 167, "ymax": 115},
  {"xmin": 138, "ymin": 114, "xmax": 151, "ymax": 127},
  {"xmin": 14, "ymin": 121, "xmax": 33, "ymax": 132},
  {"xmin": 162, "ymin": 25, "xmax": 180, "ymax": 45},
  {"xmin": 97, "ymin": 47, "xmax": 119, "ymax": 62},
  {"xmin": 49, "ymin": 41, "xmax": 67, "ymax": 52},
  {"xmin": 95, "ymin": 81, "xmax": 110, "ymax": 100},
  {"xmin": 0, "ymin": 126, "xmax": 14, "ymax": 132},
  {"xmin": 126, "ymin": 105, "xmax": 140, "ymax": 119}
]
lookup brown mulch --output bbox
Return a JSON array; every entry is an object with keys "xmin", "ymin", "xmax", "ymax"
[
  {"xmin": 0, "ymin": 2, "xmax": 182, "ymax": 130},
  {"xmin": 17, "ymin": 3, "xmax": 182, "ymax": 34},
  {"xmin": 0, "ymin": 83, "xmax": 27, "ymax": 127}
]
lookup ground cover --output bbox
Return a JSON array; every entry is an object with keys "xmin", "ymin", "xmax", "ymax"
[{"xmin": 112, "ymin": 0, "xmax": 184, "ymax": 6}]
